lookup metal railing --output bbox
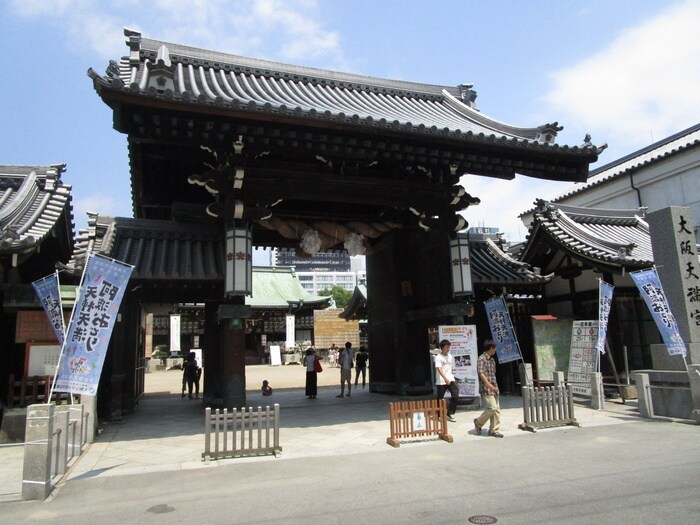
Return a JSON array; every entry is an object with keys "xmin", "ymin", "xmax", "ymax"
[{"xmin": 203, "ymin": 404, "xmax": 281, "ymax": 460}]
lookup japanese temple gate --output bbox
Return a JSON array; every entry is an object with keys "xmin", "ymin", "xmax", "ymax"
[{"xmin": 88, "ymin": 29, "xmax": 600, "ymax": 414}]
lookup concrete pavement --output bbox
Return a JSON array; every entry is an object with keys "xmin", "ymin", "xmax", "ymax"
[{"xmin": 0, "ymin": 365, "xmax": 644, "ymax": 504}]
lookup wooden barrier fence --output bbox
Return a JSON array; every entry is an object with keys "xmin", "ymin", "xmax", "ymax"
[
  {"xmin": 519, "ymin": 385, "xmax": 580, "ymax": 432},
  {"xmin": 387, "ymin": 399, "xmax": 453, "ymax": 448},
  {"xmin": 203, "ymin": 404, "xmax": 281, "ymax": 460},
  {"xmin": 6, "ymin": 375, "xmax": 70, "ymax": 409}
]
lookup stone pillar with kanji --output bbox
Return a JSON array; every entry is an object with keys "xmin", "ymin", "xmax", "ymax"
[{"xmin": 647, "ymin": 206, "xmax": 700, "ymax": 422}]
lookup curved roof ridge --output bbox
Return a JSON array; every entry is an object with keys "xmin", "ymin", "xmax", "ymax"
[
  {"xmin": 0, "ymin": 165, "xmax": 73, "ymax": 257},
  {"xmin": 442, "ymin": 90, "xmax": 555, "ymax": 142},
  {"xmin": 136, "ymin": 33, "xmax": 458, "ymax": 99}
]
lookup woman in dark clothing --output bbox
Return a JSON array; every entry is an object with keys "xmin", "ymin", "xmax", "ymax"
[
  {"xmin": 302, "ymin": 347, "xmax": 319, "ymax": 399},
  {"xmin": 354, "ymin": 346, "xmax": 369, "ymax": 389},
  {"xmin": 183, "ymin": 352, "xmax": 200, "ymax": 399}
]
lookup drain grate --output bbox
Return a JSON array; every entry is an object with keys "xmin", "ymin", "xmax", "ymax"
[{"xmin": 468, "ymin": 516, "xmax": 497, "ymax": 524}]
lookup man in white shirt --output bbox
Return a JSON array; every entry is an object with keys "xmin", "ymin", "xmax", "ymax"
[{"xmin": 435, "ymin": 339, "xmax": 458, "ymax": 422}]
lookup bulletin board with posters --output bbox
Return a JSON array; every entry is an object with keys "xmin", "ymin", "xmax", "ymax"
[
  {"xmin": 25, "ymin": 342, "xmax": 62, "ymax": 376},
  {"xmin": 438, "ymin": 325, "xmax": 479, "ymax": 398},
  {"xmin": 531, "ymin": 315, "xmax": 573, "ymax": 383}
]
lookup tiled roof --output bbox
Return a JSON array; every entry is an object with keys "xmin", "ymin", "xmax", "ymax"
[
  {"xmin": 247, "ymin": 266, "xmax": 329, "ymax": 308},
  {"xmin": 340, "ymin": 234, "xmax": 547, "ymax": 320},
  {"xmin": 519, "ymin": 200, "xmax": 653, "ymax": 269},
  {"xmin": 550, "ymin": 123, "xmax": 700, "ymax": 203},
  {"xmin": 88, "ymin": 29, "xmax": 602, "ymax": 158},
  {"xmin": 467, "ymin": 232, "xmax": 551, "ymax": 285},
  {"xmin": 0, "ymin": 164, "xmax": 73, "ymax": 256},
  {"xmin": 339, "ymin": 283, "xmax": 368, "ymax": 320},
  {"xmin": 62, "ymin": 214, "xmax": 329, "ymax": 306}
]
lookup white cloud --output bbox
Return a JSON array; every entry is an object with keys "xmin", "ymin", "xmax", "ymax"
[
  {"xmin": 459, "ymin": 175, "xmax": 574, "ymax": 244},
  {"xmin": 73, "ymin": 194, "xmax": 128, "ymax": 230},
  {"xmin": 545, "ymin": 0, "xmax": 700, "ymax": 152},
  {"xmin": 10, "ymin": 0, "xmax": 346, "ymax": 65}
]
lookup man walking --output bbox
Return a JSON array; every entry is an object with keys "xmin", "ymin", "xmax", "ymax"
[
  {"xmin": 474, "ymin": 339, "xmax": 503, "ymax": 437},
  {"xmin": 435, "ymin": 339, "xmax": 458, "ymax": 423},
  {"xmin": 336, "ymin": 341, "xmax": 353, "ymax": 397}
]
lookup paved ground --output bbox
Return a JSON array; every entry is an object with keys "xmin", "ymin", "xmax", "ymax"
[{"xmin": 0, "ymin": 364, "xmax": 659, "ymax": 514}]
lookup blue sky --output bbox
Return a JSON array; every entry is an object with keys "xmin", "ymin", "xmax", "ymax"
[{"xmin": 2, "ymin": 0, "xmax": 699, "ymax": 245}]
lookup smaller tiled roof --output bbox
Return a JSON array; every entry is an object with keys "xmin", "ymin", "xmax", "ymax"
[
  {"xmin": 62, "ymin": 214, "xmax": 329, "ymax": 307},
  {"xmin": 62, "ymin": 215, "xmax": 225, "ymax": 281},
  {"xmin": 519, "ymin": 200, "xmax": 653, "ymax": 270},
  {"xmin": 248, "ymin": 266, "xmax": 329, "ymax": 308},
  {"xmin": 339, "ymin": 283, "xmax": 368, "ymax": 320},
  {"xmin": 550, "ymin": 123, "xmax": 700, "ymax": 203},
  {"xmin": 467, "ymin": 232, "xmax": 551, "ymax": 286},
  {"xmin": 0, "ymin": 164, "xmax": 73, "ymax": 256}
]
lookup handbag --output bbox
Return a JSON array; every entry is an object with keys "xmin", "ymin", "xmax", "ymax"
[{"xmin": 314, "ymin": 357, "xmax": 323, "ymax": 373}]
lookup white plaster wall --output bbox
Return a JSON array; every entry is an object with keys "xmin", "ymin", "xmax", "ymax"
[{"xmin": 556, "ymin": 148, "xmax": 700, "ymax": 241}]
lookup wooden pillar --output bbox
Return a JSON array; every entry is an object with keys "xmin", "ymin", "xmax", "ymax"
[
  {"xmin": 216, "ymin": 299, "xmax": 250, "ymax": 408},
  {"xmin": 367, "ymin": 229, "xmax": 456, "ymax": 395}
]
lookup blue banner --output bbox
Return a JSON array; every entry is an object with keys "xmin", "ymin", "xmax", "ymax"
[
  {"xmin": 484, "ymin": 296, "xmax": 522, "ymax": 364},
  {"xmin": 32, "ymin": 271, "xmax": 65, "ymax": 345},
  {"xmin": 631, "ymin": 268, "xmax": 686, "ymax": 357},
  {"xmin": 54, "ymin": 255, "xmax": 134, "ymax": 396},
  {"xmin": 597, "ymin": 280, "xmax": 614, "ymax": 354}
]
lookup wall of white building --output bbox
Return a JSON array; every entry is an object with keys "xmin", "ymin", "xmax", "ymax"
[{"xmin": 554, "ymin": 145, "xmax": 700, "ymax": 242}]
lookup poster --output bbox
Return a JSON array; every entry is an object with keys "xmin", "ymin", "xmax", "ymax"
[
  {"xmin": 270, "ymin": 345, "xmax": 282, "ymax": 366},
  {"xmin": 169, "ymin": 314, "xmax": 181, "ymax": 355},
  {"xmin": 25, "ymin": 343, "xmax": 62, "ymax": 376},
  {"xmin": 438, "ymin": 325, "xmax": 479, "ymax": 397},
  {"xmin": 567, "ymin": 320, "xmax": 599, "ymax": 396}
]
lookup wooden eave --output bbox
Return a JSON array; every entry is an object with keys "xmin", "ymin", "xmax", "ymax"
[{"xmin": 98, "ymin": 88, "xmax": 595, "ymax": 184}]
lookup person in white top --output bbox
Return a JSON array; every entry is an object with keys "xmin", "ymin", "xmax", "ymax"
[
  {"xmin": 434, "ymin": 339, "xmax": 458, "ymax": 422},
  {"xmin": 336, "ymin": 341, "xmax": 354, "ymax": 398}
]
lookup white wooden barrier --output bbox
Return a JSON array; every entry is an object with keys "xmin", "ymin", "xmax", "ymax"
[
  {"xmin": 203, "ymin": 404, "xmax": 281, "ymax": 460},
  {"xmin": 519, "ymin": 385, "xmax": 580, "ymax": 433}
]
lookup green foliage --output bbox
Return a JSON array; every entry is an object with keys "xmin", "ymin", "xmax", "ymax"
[{"xmin": 320, "ymin": 285, "xmax": 352, "ymax": 309}]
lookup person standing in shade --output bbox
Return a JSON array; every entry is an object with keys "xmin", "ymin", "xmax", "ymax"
[
  {"xmin": 302, "ymin": 348, "xmax": 319, "ymax": 399},
  {"xmin": 183, "ymin": 352, "xmax": 201, "ymax": 399},
  {"xmin": 474, "ymin": 339, "xmax": 503, "ymax": 438},
  {"xmin": 435, "ymin": 339, "xmax": 458, "ymax": 422},
  {"xmin": 336, "ymin": 341, "xmax": 353, "ymax": 397},
  {"xmin": 354, "ymin": 346, "xmax": 369, "ymax": 389}
]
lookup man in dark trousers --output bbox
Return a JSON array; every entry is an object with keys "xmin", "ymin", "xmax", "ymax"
[
  {"xmin": 435, "ymin": 339, "xmax": 458, "ymax": 422},
  {"xmin": 182, "ymin": 352, "xmax": 201, "ymax": 399}
]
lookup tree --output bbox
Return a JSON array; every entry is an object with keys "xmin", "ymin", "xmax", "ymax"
[{"xmin": 320, "ymin": 285, "xmax": 352, "ymax": 309}]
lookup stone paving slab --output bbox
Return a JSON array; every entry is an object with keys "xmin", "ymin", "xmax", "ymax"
[{"xmin": 0, "ymin": 366, "xmax": 643, "ymax": 502}]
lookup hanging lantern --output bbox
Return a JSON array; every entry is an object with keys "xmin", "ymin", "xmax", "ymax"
[
  {"xmin": 225, "ymin": 222, "xmax": 252, "ymax": 296},
  {"xmin": 450, "ymin": 234, "xmax": 473, "ymax": 296}
]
